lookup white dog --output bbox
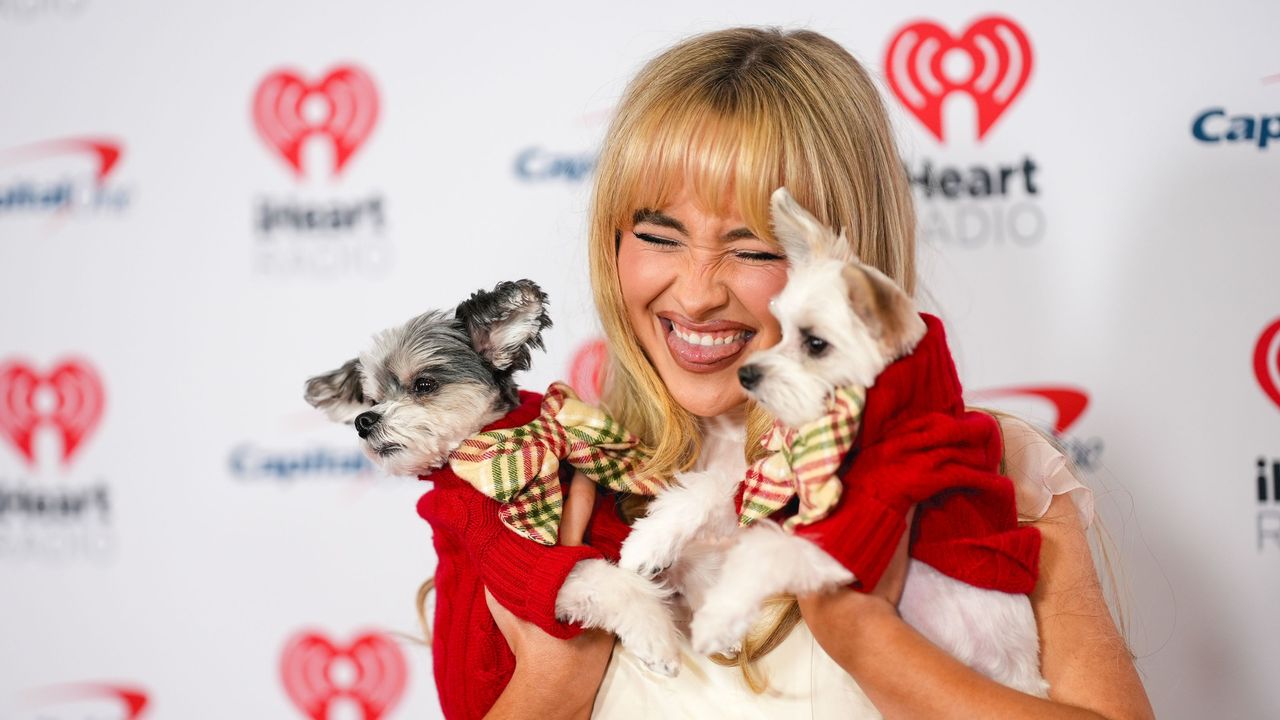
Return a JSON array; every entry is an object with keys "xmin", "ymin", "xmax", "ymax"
[{"xmin": 619, "ymin": 188, "xmax": 1049, "ymax": 697}]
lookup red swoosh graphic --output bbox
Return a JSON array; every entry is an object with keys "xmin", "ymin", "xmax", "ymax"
[
  {"xmin": 969, "ymin": 385, "xmax": 1089, "ymax": 434},
  {"xmin": 25, "ymin": 683, "xmax": 149, "ymax": 719},
  {"xmin": 1254, "ymin": 318, "xmax": 1280, "ymax": 411},
  {"xmin": 0, "ymin": 138, "xmax": 123, "ymax": 184}
]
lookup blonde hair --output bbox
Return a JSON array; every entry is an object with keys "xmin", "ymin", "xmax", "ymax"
[
  {"xmin": 586, "ymin": 26, "xmax": 919, "ymax": 690},
  {"xmin": 589, "ymin": 26, "xmax": 916, "ymax": 480},
  {"xmin": 415, "ymin": 26, "xmax": 1127, "ymax": 693}
]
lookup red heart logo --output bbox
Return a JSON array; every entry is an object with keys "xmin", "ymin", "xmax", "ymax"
[
  {"xmin": 280, "ymin": 631, "xmax": 407, "ymax": 720},
  {"xmin": 568, "ymin": 338, "xmax": 608, "ymax": 404},
  {"xmin": 969, "ymin": 385, "xmax": 1089, "ymax": 435},
  {"xmin": 884, "ymin": 15, "xmax": 1033, "ymax": 142},
  {"xmin": 252, "ymin": 65, "xmax": 380, "ymax": 177},
  {"xmin": 0, "ymin": 359, "xmax": 104, "ymax": 466},
  {"xmin": 1255, "ymin": 318, "xmax": 1280, "ymax": 412}
]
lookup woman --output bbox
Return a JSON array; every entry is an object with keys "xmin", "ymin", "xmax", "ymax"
[{"xmin": 480, "ymin": 27, "xmax": 1154, "ymax": 719}]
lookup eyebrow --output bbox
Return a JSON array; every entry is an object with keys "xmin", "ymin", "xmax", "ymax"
[{"xmin": 632, "ymin": 209, "xmax": 758, "ymax": 241}]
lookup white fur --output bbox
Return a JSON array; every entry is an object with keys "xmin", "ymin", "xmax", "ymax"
[
  {"xmin": 899, "ymin": 561, "xmax": 1050, "ymax": 697},
  {"xmin": 359, "ymin": 381, "xmax": 502, "ymax": 476},
  {"xmin": 619, "ymin": 470, "xmax": 740, "ymax": 577},
  {"xmin": 691, "ymin": 520, "xmax": 853, "ymax": 655},
  {"xmin": 613, "ymin": 186, "xmax": 1049, "ymax": 696},
  {"xmin": 555, "ymin": 558, "xmax": 682, "ymax": 677}
]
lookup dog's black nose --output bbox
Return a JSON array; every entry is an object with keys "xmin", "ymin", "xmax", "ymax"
[
  {"xmin": 355, "ymin": 411, "xmax": 381, "ymax": 439},
  {"xmin": 738, "ymin": 364, "xmax": 762, "ymax": 391}
]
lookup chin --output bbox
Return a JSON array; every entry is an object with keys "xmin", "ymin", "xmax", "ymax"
[{"xmin": 661, "ymin": 364, "xmax": 750, "ymax": 418}]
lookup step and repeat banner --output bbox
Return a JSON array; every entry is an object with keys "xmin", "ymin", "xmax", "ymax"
[{"xmin": 1, "ymin": 1, "xmax": 1277, "ymax": 718}]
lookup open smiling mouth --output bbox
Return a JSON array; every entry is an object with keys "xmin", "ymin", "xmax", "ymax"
[{"xmin": 659, "ymin": 316, "xmax": 756, "ymax": 373}]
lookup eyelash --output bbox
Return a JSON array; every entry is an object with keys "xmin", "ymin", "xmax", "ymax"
[{"xmin": 634, "ymin": 232, "xmax": 784, "ymax": 263}]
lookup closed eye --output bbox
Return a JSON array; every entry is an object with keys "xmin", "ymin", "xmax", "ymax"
[
  {"xmin": 735, "ymin": 250, "xmax": 785, "ymax": 262},
  {"xmin": 635, "ymin": 232, "xmax": 680, "ymax": 248}
]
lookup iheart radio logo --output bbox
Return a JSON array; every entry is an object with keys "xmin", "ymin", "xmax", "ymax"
[
  {"xmin": 568, "ymin": 338, "xmax": 608, "ymax": 404},
  {"xmin": 969, "ymin": 385, "xmax": 1088, "ymax": 434},
  {"xmin": 253, "ymin": 65, "xmax": 380, "ymax": 177},
  {"xmin": 1255, "ymin": 318, "xmax": 1280, "ymax": 412},
  {"xmin": 0, "ymin": 359, "xmax": 104, "ymax": 466},
  {"xmin": 280, "ymin": 630, "xmax": 406, "ymax": 720},
  {"xmin": 885, "ymin": 15, "xmax": 1033, "ymax": 142}
]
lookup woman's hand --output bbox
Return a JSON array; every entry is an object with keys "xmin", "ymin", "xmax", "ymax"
[
  {"xmin": 797, "ymin": 505, "xmax": 913, "ymax": 638},
  {"xmin": 482, "ymin": 471, "xmax": 615, "ymax": 720},
  {"xmin": 798, "ymin": 496, "xmax": 1154, "ymax": 720}
]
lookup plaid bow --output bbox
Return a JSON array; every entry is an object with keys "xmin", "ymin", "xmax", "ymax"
[
  {"xmin": 739, "ymin": 385, "xmax": 867, "ymax": 530},
  {"xmin": 448, "ymin": 382, "xmax": 665, "ymax": 545}
]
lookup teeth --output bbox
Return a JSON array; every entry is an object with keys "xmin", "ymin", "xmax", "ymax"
[{"xmin": 670, "ymin": 322, "xmax": 744, "ymax": 347}]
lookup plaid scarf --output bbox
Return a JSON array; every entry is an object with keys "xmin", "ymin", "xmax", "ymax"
[
  {"xmin": 739, "ymin": 384, "xmax": 867, "ymax": 529},
  {"xmin": 448, "ymin": 382, "xmax": 664, "ymax": 545}
]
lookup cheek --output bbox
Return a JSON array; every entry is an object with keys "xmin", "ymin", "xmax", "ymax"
[
  {"xmin": 616, "ymin": 234, "xmax": 678, "ymax": 322},
  {"xmin": 732, "ymin": 265, "xmax": 788, "ymax": 342}
]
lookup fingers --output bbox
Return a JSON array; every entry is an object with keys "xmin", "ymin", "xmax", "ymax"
[
  {"xmin": 872, "ymin": 503, "xmax": 917, "ymax": 606},
  {"xmin": 558, "ymin": 470, "xmax": 597, "ymax": 547}
]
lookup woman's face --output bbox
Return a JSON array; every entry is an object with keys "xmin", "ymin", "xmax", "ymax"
[{"xmin": 617, "ymin": 184, "xmax": 789, "ymax": 417}]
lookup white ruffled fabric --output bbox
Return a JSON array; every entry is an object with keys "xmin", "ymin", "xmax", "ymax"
[{"xmin": 592, "ymin": 413, "xmax": 1091, "ymax": 719}]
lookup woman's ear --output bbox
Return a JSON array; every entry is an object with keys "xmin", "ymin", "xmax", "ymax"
[{"xmin": 455, "ymin": 279, "xmax": 553, "ymax": 372}]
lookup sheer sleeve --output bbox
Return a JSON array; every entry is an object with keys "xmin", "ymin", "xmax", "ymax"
[{"xmin": 996, "ymin": 414, "xmax": 1095, "ymax": 528}]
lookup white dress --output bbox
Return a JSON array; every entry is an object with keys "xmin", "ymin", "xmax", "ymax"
[{"xmin": 592, "ymin": 413, "xmax": 1093, "ymax": 719}]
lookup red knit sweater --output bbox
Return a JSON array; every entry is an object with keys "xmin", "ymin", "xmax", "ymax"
[
  {"xmin": 790, "ymin": 313, "xmax": 1041, "ymax": 593},
  {"xmin": 416, "ymin": 393, "xmax": 605, "ymax": 720},
  {"xmin": 416, "ymin": 312, "xmax": 1040, "ymax": 719}
]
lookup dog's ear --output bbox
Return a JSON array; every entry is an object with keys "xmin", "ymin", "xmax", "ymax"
[
  {"xmin": 769, "ymin": 186, "xmax": 852, "ymax": 264},
  {"xmin": 841, "ymin": 262, "xmax": 927, "ymax": 360},
  {"xmin": 305, "ymin": 358, "xmax": 372, "ymax": 423},
  {"xmin": 455, "ymin": 279, "xmax": 552, "ymax": 372}
]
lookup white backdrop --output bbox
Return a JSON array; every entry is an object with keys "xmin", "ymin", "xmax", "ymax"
[{"xmin": 1, "ymin": 1, "xmax": 1278, "ymax": 718}]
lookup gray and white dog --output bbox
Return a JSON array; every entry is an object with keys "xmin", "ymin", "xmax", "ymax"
[
  {"xmin": 304, "ymin": 280, "xmax": 554, "ymax": 475},
  {"xmin": 305, "ymin": 280, "xmax": 682, "ymax": 676}
]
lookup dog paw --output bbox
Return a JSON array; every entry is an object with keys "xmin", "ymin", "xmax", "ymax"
[
  {"xmin": 619, "ymin": 529, "xmax": 679, "ymax": 579},
  {"xmin": 690, "ymin": 599, "xmax": 759, "ymax": 656},
  {"xmin": 638, "ymin": 651, "xmax": 681, "ymax": 678},
  {"xmin": 616, "ymin": 610, "xmax": 682, "ymax": 678}
]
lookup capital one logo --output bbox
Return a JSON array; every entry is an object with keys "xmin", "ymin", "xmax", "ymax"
[
  {"xmin": 252, "ymin": 65, "xmax": 380, "ymax": 178},
  {"xmin": 280, "ymin": 630, "xmax": 406, "ymax": 720},
  {"xmin": 1255, "ymin": 317, "xmax": 1280, "ymax": 412},
  {"xmin": 884, "ymin": 15, "xmax": 1033, "ymax": 142},
  {"xmin": 0, "ymin": 138, "xmax": 122, "ymax": 183},
  {"xmin": 0, "ymin": 359, "xmax": 104, "ymax": 466},
  {"xmin": 20, "ymin": 683, "xmax": 149, "ymax": 719},
  {"xmin": 969, "ymin": 385, "xmax": 1088, "ymax": 434}
]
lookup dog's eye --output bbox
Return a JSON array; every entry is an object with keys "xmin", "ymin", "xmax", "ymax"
[
  {"xmin": 803, "ymin": 334, "xmax": 829, "ymax": 357},
  {"xmin": 413, "ymin": 377, "xmax": 439, "ymax": 394}
]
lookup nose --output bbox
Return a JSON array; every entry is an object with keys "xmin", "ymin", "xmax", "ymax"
[
  {"xmin": 673, "ymin": 256, "xmax": 731, "ymax": 318},
  {"xmin": 355, "ymin": 411, "xmax": 381, "ymax": 439},
  {"xmin": 738, "ymin": 364, "xmax": 762, "ymax": 391}
]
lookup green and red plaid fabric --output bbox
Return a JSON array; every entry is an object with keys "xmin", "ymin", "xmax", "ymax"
[
  {"xmin": 739, "ymin": 384, "xmax": 867, "ymax": 529},
  {"xmin": 449, "ymin": 382, "xmax": 665, "ymax": 545}
]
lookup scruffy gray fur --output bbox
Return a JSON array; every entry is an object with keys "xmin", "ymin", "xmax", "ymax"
[{"xmin": 304, "ymin": 279, "xmax": 551, "ymax": 477}]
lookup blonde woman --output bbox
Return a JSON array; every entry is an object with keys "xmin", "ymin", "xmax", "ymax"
[{"xmin": 479, "ymin": 27, "xmax": 1154, "ymax": 720}]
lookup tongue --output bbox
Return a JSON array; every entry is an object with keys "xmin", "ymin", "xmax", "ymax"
[{"xmin": 668, "ymin": 331, "xmax": 747, "ymax": 363}]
